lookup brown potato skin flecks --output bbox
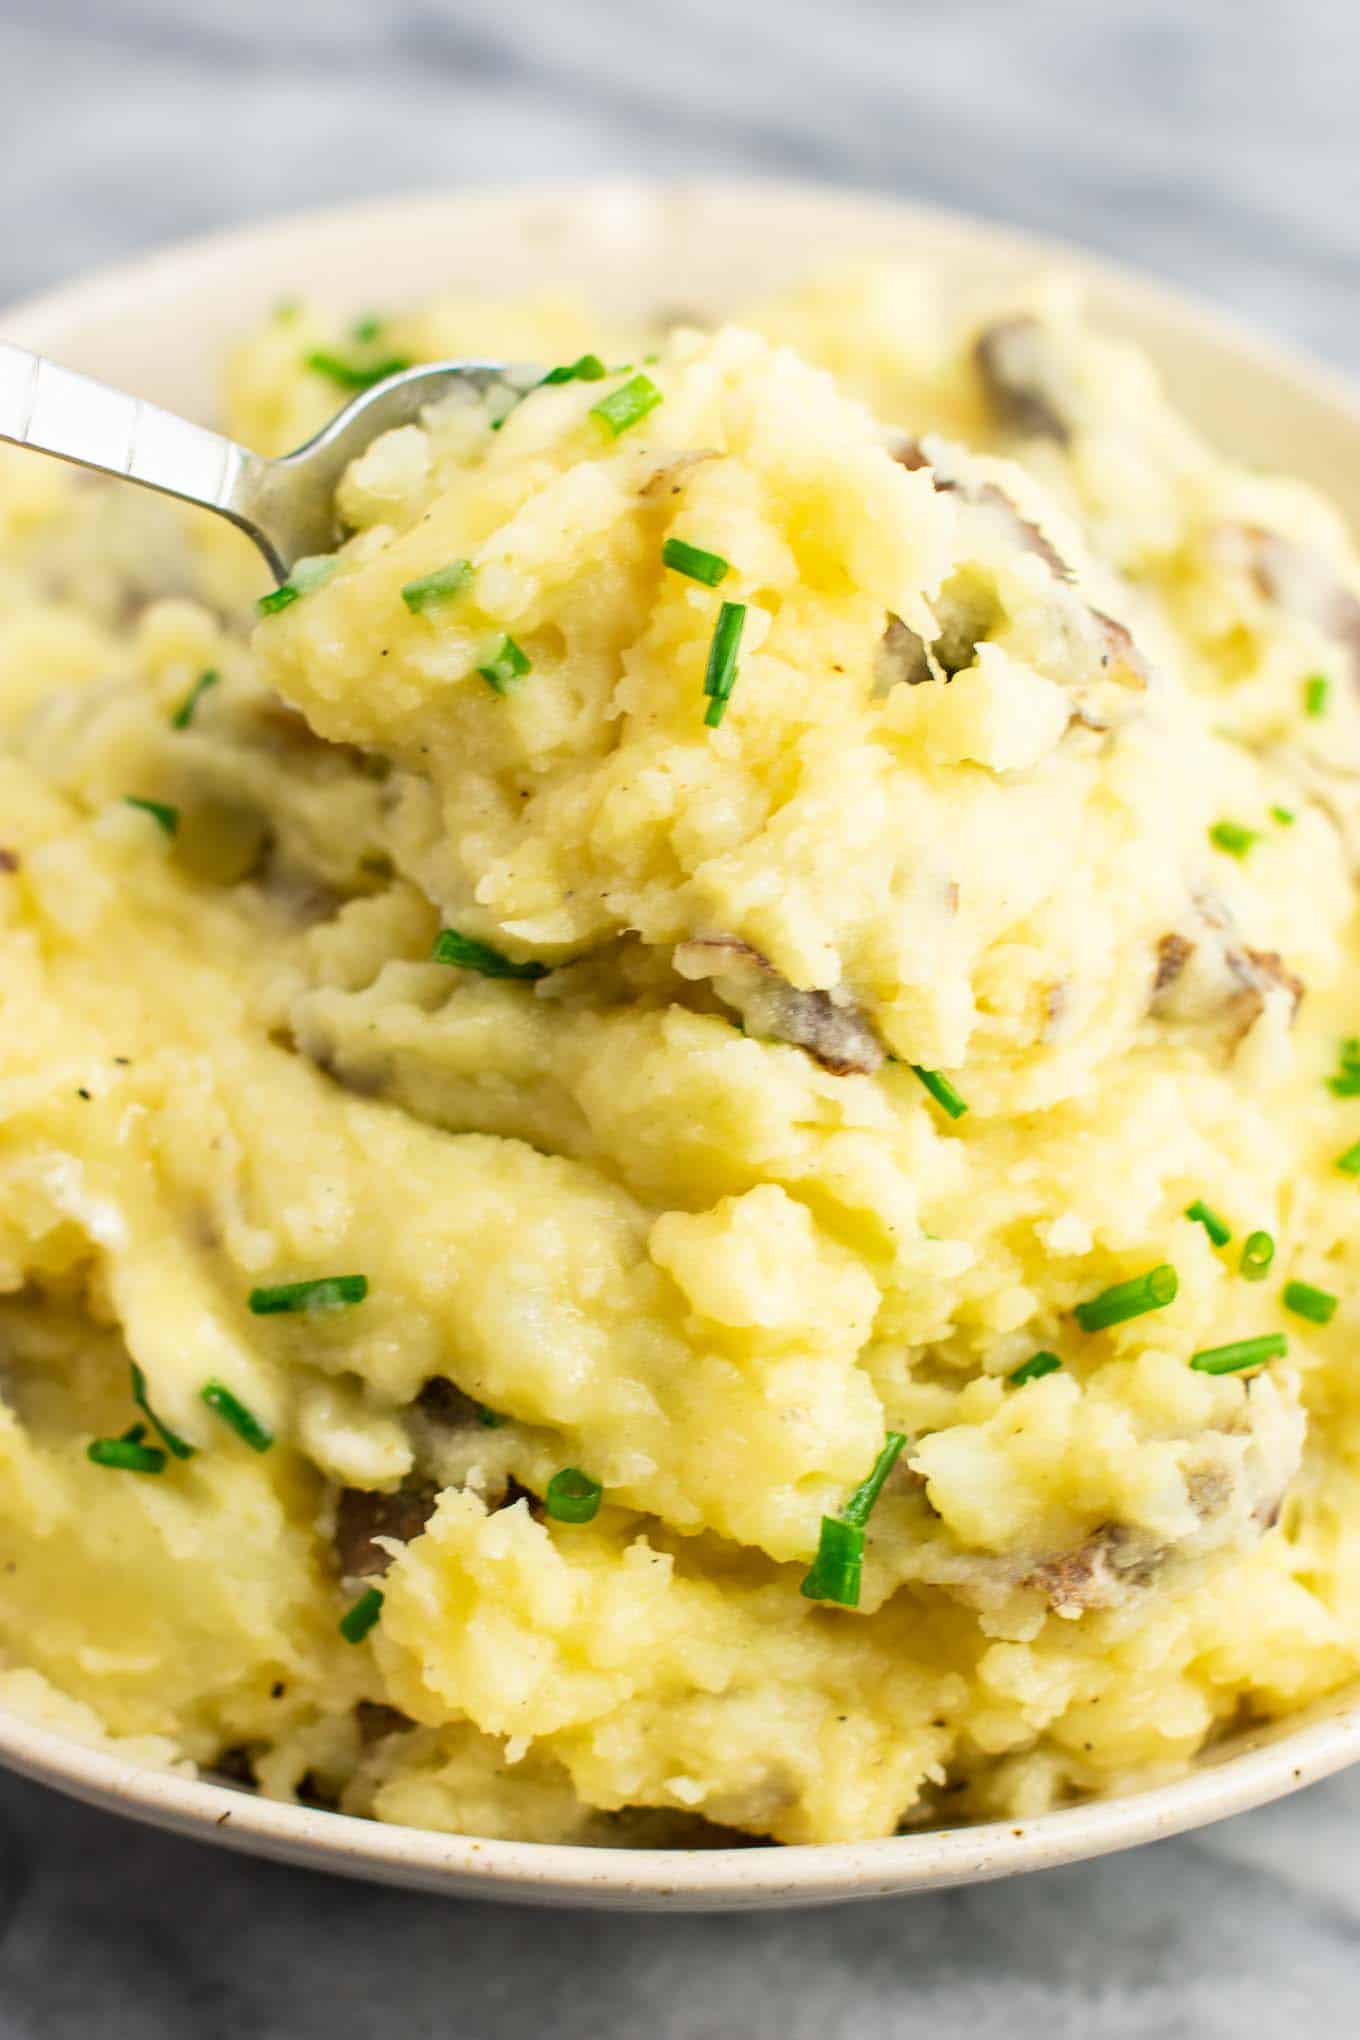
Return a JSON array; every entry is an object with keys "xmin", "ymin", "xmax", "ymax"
[
  {"xmin": 334, "ymin": 1483, "xmax": 439, "ymax": 1580},
  {"xmin": 973, "ymin": 316, "xmax": 1072, "ymax": 445},
  {"xmin": 673, "ymin": 936, "xmax": 886, "ymax": 1075}
]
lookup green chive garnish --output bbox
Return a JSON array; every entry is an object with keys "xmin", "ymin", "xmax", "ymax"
[
  {"xmin": 800, "ymin": 1514, "xmax": 864, "ymax": 1609},
  {"xmin": 1185, "ymin": 1200, "xmax": 1231, "ymax": 1248},
  {"xmin": 842, "ymin": 1432, "xmax": 906, "ymax": 1529},
  {"xmin": 1337, "ymin": 1142, "xmax": 1360, "ymax": 1175},
  {"xmin": 1190, "ymin": 1332, "xmax": 1287, "ymax": 1375},
  {"xmin": 1240, "ymin": 1230, "xmax": 1275, "ymax": 1280},
  {"xmin": 1304, "ymin": 673, "xmax": 1331, "ymax": 718},
  {"xmin": 1329, "ymin": 1038, "xmax": 1360, "ymax": 1097},
  {"xmin": 171, "ymin": 668, "xmax": 219, "ymax": 730},
  {"xmin": 1283, "ymin": 1279, "xmax": 1338, "ymax": 1326},
  {"xmin": 431, "ymin": 929, "xmax": 548, "ymax": 979},
  {"xmin": 88, "ymin": 1436, "xmax": 167, "ymax": 1473},
  {"xmin": 350, "ymin": 314, "xmax": 384, "ymax": 345},
  {"xmin": 540, "ymin": 354, "xmax": 607, "ymax": 386},
  {"xmin": 339, "ymin": 1587, "xmax": 384, "ymax": 1643},
  {"xmin": 476, "ymin": 1405, "xmax": 503, "ymax": 1428},
  {"xmin": 801, "ymin": 1433, "xmax": 905, "ymax": 1608},
  {"xmin": 1074, "ymin": 1264, "xmax": 1178, "ymax": 1333},
  {"xmin": 1270, "ymin": 805, "xmax": 1296, "ymax": 827},
  {"xmin": 1209, "ymin": 820, "xmax": 1258, "ymax": 859},
  {"xmin": 702, "ymin": 600, "xmax": 746, "ymax": 728},
  {"xmin": 130, "ymin": 1361, "xmax": 195, "ymax": 1460},
  {"xmin": 589, "ymin": 373, "xmax": 663, "ymax": 438},
  {"xmin": 477, "ymin": 635, "xmax": 532, "ymax": 694},
  {"xmin": 662, "ymin": 538, "xmax": 731, "ymax": 588},
  {"xmin": 123, "ymin": 797, "xmax": 178, "ymax": 837},
  {"xmin": 401, "ymin": 560, "xmax": 475, "ymax": 614},
  {"xmin": 201, "ymin": 1381, "xmax": 274, "ymax": 1452},
  {"xmin": 257, "ymin": 556, "xmax": 336, "ymax": 617},
  {"xmin": 544, "ymin": 1468, "xmax": 603, "ymax": 1524},
  {"xmin": 909, "ymin": 1065, "xmax": 969, "ymax": 1120},
  {"xmin": 306, "ymin": 350, "xmax": 411, "ymax": 392},
  {"xmin": 1010, "ymin": 1350, "xmax": 1062, "ymax": 1386},
  {"xmin": 248, "ymin": 1275, "xmax": 368, "ymax": 1316}
]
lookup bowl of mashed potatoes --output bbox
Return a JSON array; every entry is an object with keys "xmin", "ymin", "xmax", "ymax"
[{"xmin": 4, "ymin": 181, "xmax": 1360, "ymax": 1909}]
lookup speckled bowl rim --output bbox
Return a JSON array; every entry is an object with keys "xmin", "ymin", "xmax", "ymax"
[{"xmin": 4, "ymin": 178, "xmax": 1360, "ymax": 1910}]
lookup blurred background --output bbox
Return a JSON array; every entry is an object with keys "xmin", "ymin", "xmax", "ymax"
[
  {"xmin": 3, "ymin": 1, "xmax": 1360, "ymax": 2034},
  {"xmin": 5, "ymin": 0, "xmax": 1360, "ymax": 368}
]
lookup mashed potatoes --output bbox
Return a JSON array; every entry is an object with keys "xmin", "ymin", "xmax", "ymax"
[{"xmin": 2, "ymin": 267, "xmax": 1360, "ymax": 1846}]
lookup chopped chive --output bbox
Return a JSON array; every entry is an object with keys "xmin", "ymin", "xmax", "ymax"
[
  {"xmin": 120, "ymin": 1422, "xmax": 148, "ymax": 1444},
  {"xmin": 1190, "ymin": 1332, "xmax": 1287, "ymax": 1375},
  {"xmin": 248, "ymin": 1275, "xmax": 369, "ymax": 1316},
  {"xmin": 1304, "ymin": 673, "xmax": 1331, "ymax": 718},
  {"xmin": 476, "ymin": 635, "xmax": 532, "ymax": 695},
  {"xmin": 702, "ymin": 600, "xmax": 746, "ymax": 728},
  {"xmin": 800, "ymin": 1514, "xmax": 864, "ymax": 1608},
  {"xmin": 801, "ymin": 1432, "xmax": 904, "ymax": 1607},
  {"xmin": 88, "ymin": 1436, "xmax": 167, "ymax": 1473},
  {"xmin": 662, "ymin": 537, "xmax": 731, "ymax": 588},
  {"xmin": 544, "ymin": 1468, "xmax": 603, "ymax": 1524},
  {"xmin": 401, "ymin": 559, "xmax": 475, "ymax": 614},
  {"xmin": 350, "ymin": 314, "xmax": 384, "ymax": 345},
  {"xmin": 339, "ymin": 1587, "xmax": 384, "ymax": 1644},
  {"xmin": 1328, "ymin": 1038, "xmax": 1360, "ymax": 1096},
  {"xmin": 589, "ymin": 373, "xmax": 663, "ymax": 438},
  {"xmin": 171, "ymin": 668, "xmax": 219, "ymax": 730},
  {"xmin": 1209, "ymin": 820, "xmax": 1258, "ymax": 860},
  {"xmin": 1074, "ymin": 1263, "xmax": 1178, "ymax": 1333},
  {"xmin": 201, "ymin": 1380, "xmax": 274, "ymax": 1452},
  {"xmin": 1240, "ymin": 1230, "xmax": 1275, "ymax": 1281},
  {"xmin": 123, "ymin": 797, "xmax": 179, "ymax": 837},
  {"xmin": 539, "ymin": 353, "xmax": 608, "ymax": 386},
  {"xmin": 305, "ymin": 350, "xmax": 411, "ymax": 392},
  {"xmin": 1010, "ymin": 1350, "xmax": 1062, "ymax": 1386},
  {"xmin": 908, "ymin": 1064, "xmax": 969, "ymax": 1120},
  {"xmin": 1337, "ymin": 1141, "xmax": 1360, "ymax": 1175},
  {"xmin": 130, "ymin": 1361, "xmax": 195, "ymax": 1460},
  {"xmin": 257, "ymin": 555, "xmax": 335, "ymax": 617},
  {"xmin": 1185, "ymin": 1200, "xmax": 1231, "ymax": 1248},
  {"xmin": 842, "ymin": 1433, "xmax": 907, "ymax": 1529},
  {"xmin": 431, "ymin": 929, "xmax": 549, "ymax": 979},
  {"xmin": 475, "ymin": 1405, "xmax": 503, "ymax": 1428},
  {"xmin": 1270, "ymin": 805, "xmax": 1296, "ymax": 827},
  {"xmin": 1283, "ymin": 1279, "xmax": 1339, "ymax": 1326}
]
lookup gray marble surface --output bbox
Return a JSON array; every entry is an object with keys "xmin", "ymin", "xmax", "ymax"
[{"xmin": 3, "ymin": 1, "xmax": 1360, "ymax": 2032}]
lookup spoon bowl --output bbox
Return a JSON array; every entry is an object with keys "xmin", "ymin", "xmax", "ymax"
[{"xmin": 0, "ymin": 343, "xmax": 534, "ymax": 578}]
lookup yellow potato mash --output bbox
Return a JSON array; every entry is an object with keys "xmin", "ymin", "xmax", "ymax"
[{"xmin": 3, "ymin": 268, "xmax": 1360, "ymax": 1846}]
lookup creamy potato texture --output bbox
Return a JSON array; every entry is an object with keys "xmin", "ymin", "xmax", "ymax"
[{"xmin": 2, "ymin": 270, "xmax": 1360, "ymax": 1845}]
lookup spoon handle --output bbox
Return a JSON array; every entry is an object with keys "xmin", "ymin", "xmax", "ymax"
[{"xmin": 0, "ymin": 339, "xmax": 280, "ymax": 568}]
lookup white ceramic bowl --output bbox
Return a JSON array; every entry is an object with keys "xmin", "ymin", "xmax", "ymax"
[{"xmin": 5, "ymin": 181, "xmax": 1360, "ymax": 1911}]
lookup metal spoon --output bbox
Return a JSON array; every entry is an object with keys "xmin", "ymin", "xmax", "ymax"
[{"xmin": 0, "ymin": 342, "xmax": 533, "ymax": 580}]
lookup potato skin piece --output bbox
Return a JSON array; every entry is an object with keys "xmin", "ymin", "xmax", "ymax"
[
  {"xmin": 973, "ymin": 316, "xmax": 1072, "ymax": 445},
  {"xmin": 335, "ymin": 1483, "xmax": 439, "ymax": 1580}
]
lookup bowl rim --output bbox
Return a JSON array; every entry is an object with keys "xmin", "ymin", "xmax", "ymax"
[
  {"xmin": 5, "ymin": 175, "xmax": 1360, "ymax": 1908},
  {"xmin": 6, "ymin": 1689, "xmax": 1360, "ymax": 1909}
]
